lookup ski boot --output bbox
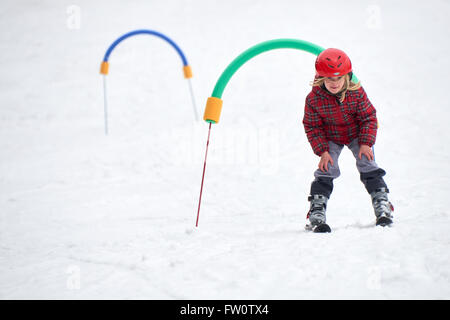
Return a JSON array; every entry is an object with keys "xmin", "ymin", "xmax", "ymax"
[
  {"xmin": 370, "ymin": 187, "xmax": 394, "ymax": 227},
  {"xmin": 305, "ymin": 194, "xmax": 331, "ymax": 233}
]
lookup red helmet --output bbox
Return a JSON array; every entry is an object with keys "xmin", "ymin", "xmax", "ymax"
[{"xmin": 315, "ymin": 48, "xmax": 352, "ymax": 77}]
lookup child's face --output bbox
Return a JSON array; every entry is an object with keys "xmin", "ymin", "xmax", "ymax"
[{"xmin": 324, "ymin": 76, "xmax": 345, "ymax": 94}]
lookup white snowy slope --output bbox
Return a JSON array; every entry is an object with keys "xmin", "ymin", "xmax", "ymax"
[{"xmin": 0, "ymin": 0, "xmax": 449, "ymax": 299}]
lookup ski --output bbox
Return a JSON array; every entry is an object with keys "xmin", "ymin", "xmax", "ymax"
[
  {"xmin": 314, "ymin": 223, "xmax": 332, "ymax": 233},
  {"xmin": 376, "ymin": 216, "xmax": 393, "ymax": 227},
  {"xmin": 305, "ymin": 223, "xmax": 332, "ymax": 233}
]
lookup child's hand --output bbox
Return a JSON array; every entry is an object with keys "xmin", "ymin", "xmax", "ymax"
[
  {"xmin": 319, "ymin": 151, "xmax": 334, "ymax": 172},
  {"xmin": 358, "ymin": 144, "xmax": 374, "ymax": 161}
]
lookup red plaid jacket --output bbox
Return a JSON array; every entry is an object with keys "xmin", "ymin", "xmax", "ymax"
[{"xmin": 303, "ymin": 85, "xmax": 377, "ymax": 156}]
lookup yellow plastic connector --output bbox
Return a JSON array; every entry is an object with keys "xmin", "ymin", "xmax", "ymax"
[
  {"xmin": 100, "ymin": 61, "xmax": 109, "ymax": 75},
  {"xmin": 203, "ymin": 97, "xmax": 223, "ymax": 124},
  {"xmin": 183, "ymin": 65, "xmax": 193, "ymax": 79}
]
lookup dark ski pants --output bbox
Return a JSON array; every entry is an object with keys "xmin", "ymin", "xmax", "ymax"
[{"xmin": 310, "ymin": 139, "xmax": 388, "ymax": 198}]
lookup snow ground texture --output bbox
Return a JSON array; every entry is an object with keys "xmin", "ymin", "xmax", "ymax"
[{"xmin": 0, "ymin": 0, "xmax": 449, "ymax": 299}]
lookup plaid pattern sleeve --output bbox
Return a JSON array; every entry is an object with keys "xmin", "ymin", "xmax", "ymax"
[
  {"xmin": 303, "ymin": 98, "xmax": 329, "ymax": 156},
  {"xmin": 356, "ymin": 87, "xmax": 378, "ymax": 147}
]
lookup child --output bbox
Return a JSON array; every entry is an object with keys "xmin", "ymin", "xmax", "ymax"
[{"xmin": 302, "ymin": 48, "xmax": 393, "ymax": 232}]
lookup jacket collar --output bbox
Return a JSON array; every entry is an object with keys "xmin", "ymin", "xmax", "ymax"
[{"xmin": 313, "ymin": 85, "xmax": 346, "ymax": 103}]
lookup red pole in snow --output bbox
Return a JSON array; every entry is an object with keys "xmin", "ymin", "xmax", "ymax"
[{"xmin": 196, "ymin": 122, "xmax": 212, "ymax": 227}]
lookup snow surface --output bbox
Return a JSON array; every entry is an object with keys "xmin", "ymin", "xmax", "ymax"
[{"xmin": 0, "ymin": 0, "xmax": 449, "ymax": 299}]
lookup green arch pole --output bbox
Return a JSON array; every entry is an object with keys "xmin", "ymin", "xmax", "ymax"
[
  {"xmin": 196, "ymin": 39, "xmax": 359, "ymax": 227},
  {"xmin": 202, "ymin": 38, "xmax": 359, "ymax": 124},
  {"xmin": 214, "ymin": 39, "xmax": 323, "ymax": 98}
]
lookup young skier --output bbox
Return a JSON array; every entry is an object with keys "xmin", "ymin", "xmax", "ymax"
[{"xmin": 302, "ymin": 48, "xmax": 394, "ymax": 232}]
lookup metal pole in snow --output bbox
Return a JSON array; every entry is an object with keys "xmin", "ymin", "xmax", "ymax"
[
  {"xmin": 103, "ymin": 75, "xmax": 109, "ymax": 135},
  {"xmin": 196, "ymin": 122, "xmax": 212, "ymax": 227},
  {"xmin": 187, "ymin": 78, "xmax": 199, "ymax": 121}
]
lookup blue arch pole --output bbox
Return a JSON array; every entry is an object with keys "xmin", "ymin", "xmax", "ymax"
[
  {"xmin": 100, "ymin": 29, "xmax": 198, "ymax": 135},
  {"xmin": 102, "ymin": 29, "xmax": 189, "ymax": 66}
]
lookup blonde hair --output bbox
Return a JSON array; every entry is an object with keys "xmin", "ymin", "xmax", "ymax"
[{"xmin": 311, "ymin": 74, "xmax": 361, "ymax": 102}]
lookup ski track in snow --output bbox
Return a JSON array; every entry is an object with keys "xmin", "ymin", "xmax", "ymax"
[{"xmin": 0, "ymin": 0, "xmax": 449, "ymax": 299}]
